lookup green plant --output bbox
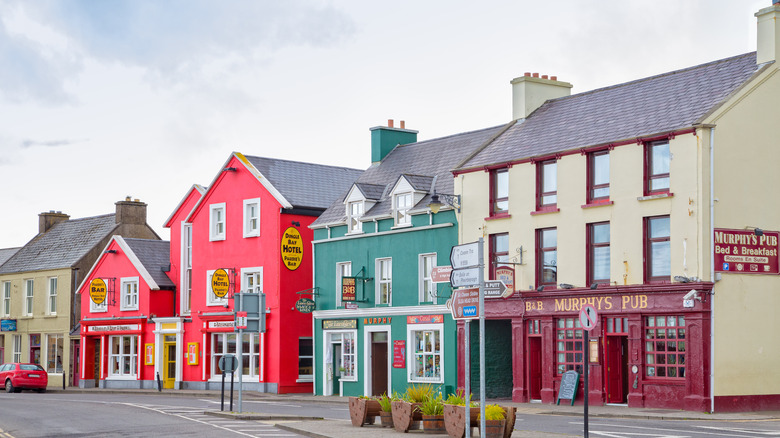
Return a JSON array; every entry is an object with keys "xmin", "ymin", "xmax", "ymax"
[
  {"xmin": 419, "ymin": 393, "xmax": 444, "ymax": 415},
  {"xmin": 479, "ymin": 404, "xmax": 506, "ymax": 421},
  {"xmin": 444, "ymin": 389, "xmax": 466, "ymax": 406},
  {"xmin": 377, "ymin": 392, "xmax": 394, "ymax": 412},
  {"xmin": 404, "ymin": 383, "xmax": 436, "ymax": 403}
]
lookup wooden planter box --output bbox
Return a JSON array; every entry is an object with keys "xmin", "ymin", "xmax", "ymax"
[
  {"xmin": 379, "ymin": 410, "xmax": 394, "ymax": 428},
  {"xmin": 443, "ymin": 405, "xmax": 517, "ymax": 438},
  {"xmin": 391, "ymin": 400, "xmax": 423, "ymax": 433},
  {"xmin": 422, "ymin": 414, "xmax": 446, "ymax": 434},
  {"xmin": 348, "ymin": 397, "xmax": 381, "ymax": 427}
]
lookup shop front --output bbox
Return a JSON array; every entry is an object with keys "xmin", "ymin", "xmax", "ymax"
[
  {"xmin": 478, "ymin": 283, "xmax": 712, "ymax": 412},
  {"xmin": 79, "ymin": 318, "xmax": 151, "ymax": 389}
]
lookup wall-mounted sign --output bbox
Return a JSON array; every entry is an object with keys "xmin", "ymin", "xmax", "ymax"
[
  {"xmin": 345, "ymin": 302, "xmax": 358, "ymax": 310},
  {"xmin": 495, "ymin": 267, "xmax": 515, "ymax": 296},
  {"xmin": 341, "ymin": 277, "xmax": 356, "ymax": 302},
  {"xmin": 393, "ymin": 340, "xmax": 406, "ymax": 368},
  {"xmin": 212, "ymin": 269, "xmax": 230, "ymax": 298},
  {"xmin": 0, "ymin": 319, "xmax": 17, "ymax": 332},
  {"xmin": 364, "ymin": 317, "xmax": 392, "ymax": 325},
  {"xmin": 281, "ymin": 227, "xmax": 304, "ymax": 270},
  {"xmin": 187, "ymin": 342, "xmax": 199, "ymax": 365},
  {"xmin": 323, "ymin": 319, "xmax": 357, "ymax": 330},
  {"xmin": 407, "ymin": 315, "xmax": 444, "ymax": 324},
  {"xmin": 236, "ymin": 311, "xmax": 248, "ymax": 329},
  {"xmin": 714, "ymin": 229, "xmax": 779, "ymax": 274},
  {"xmin": 89, "ymin": 278, "xmax": 107, "ymax": 304},
  {"xmin": 208, "ymin": 321, "xmax": 235, "ymax": 329},
  {"xmin": 87, "ymin": 324, "xmax": 141, "ymax": 332},
  {"xmin": 295, "ymin": 298, "xmax": 315, "ymax": 313},
  {"xmin": 145, "ymin": 343, "xmax": 154, "ymax": 365}
]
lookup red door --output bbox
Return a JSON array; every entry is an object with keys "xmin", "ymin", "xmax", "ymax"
[
  {"xmin": 528, "ymin": 337, "xmax": 542, "ymax": 400},
  {"xmin": 605, "ymin": 336, "xmax": 627, "ymax": 403},
  {"xmin": 72, "ymin": 341, "xmax": 80, "ymax": 387}
]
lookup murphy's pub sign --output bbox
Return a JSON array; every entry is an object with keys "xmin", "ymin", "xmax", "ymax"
[{"xmin": 714, "ymin": 228, "xmax": 779, "ymax": 274}]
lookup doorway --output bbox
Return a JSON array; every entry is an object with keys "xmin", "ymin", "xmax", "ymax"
[
  {"xmin": 163, "ymin": 335, "xmax": 176, "ymax": 389},
  {"xmin": 72, "ymin": 341, "xmax": 80, "ymax": 387},
  {"xmin": 369, "ymin": 331, "xmax": 388, "ymax": 396},
  {"xmin": 528, "ymin": 337, "xmax": 542, "ymax": 400},
  {"xmin": 93, "ymin": 339, "xmax": 101, "ymax": 387},
  {"xmin": 332, "ymin": 343, "xmax": 342, "ymax": 395},
  {"xmin": 605, "ymin": 316, "xmax": 629, "ymax": 404}
]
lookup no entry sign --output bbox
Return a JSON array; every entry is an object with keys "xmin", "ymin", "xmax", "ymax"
[{"xmin": 579, "ymin": 305, "xmax": 598, "ymax": 331}]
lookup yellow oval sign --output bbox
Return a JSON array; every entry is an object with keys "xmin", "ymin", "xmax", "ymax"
[
  {"xmin": 212, "ymin": 269, "xmax": 230, "ymax": 298},
  {"xmin": 281, "ymin": 227, "xmax": 303, "ymax": 271},
  {"xmin": 90, "ymin": 278, "xmax": 107, "ymax": 305}
]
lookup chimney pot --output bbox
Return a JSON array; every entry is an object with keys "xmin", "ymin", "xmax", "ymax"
[
  {"xmin": 551, "ymin": 76, "xmax": 558, "ymax": 81},
  {"xmin": 39, "ymin": 211, "xmax": 69, "ymax": 234},
  {"xmin": 532, "ymin": 73, "xmax": 540, "ymax": 78},
  {"xmin": 387, "ymin": 119, "xmax": 394, "ymax": 128},
  {"xmin": 400, "ymin": 120, "xmax": 405, "ymax": 129},
  {"xmin": 524, "ymin": 72, "xmax": 531, "ymax": 77},
  {"xmin": 542, "ymin": 75, "xmax": 548, "ymax": 80}
]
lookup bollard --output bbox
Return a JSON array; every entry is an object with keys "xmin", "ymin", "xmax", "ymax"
[{"xmin": 156, "ymin": 372, "xmax": 162, "ymax": 392}]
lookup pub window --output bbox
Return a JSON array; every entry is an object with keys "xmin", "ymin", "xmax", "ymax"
[
  {"xmin": 537, "ymin": 159, "xmax": 557, "ymax": 209},
  {"xmin": 587, "ymin": 150, "xmax": 610, "ymax": 203},
  {"xmin": 555, "ymin": 318, "xmax": 583, "ymax": 374},
  {"xmin": 490, "ymin": 233, "xmax": 510, "ymax": 280},
  {"xmin": 645, "ymin": 315, "xmax": 685, "ymax": 379},
  {"xmin": 587, "ymin": 222, "xmax": 610, "ymax": 285},
  {"xmin": 536, "ymin": 228, "xmax": 557, "ymax": 288},
  {"xmin": 211, "ymin": 332, "xmax": 260, "ymax": 379},
  {"xmin": 645, "ymin": 141, "xmax": 670, "ymax": 195},
  {"xmin": 408, "ymin": 325, "xmax": 443, "ymax": 383},
  {"xmin": 645, "ymin": 216, "xmax": 671, "ymax": 282},
  {"xmin": 490, "ymin": 168, "xmax": 509, "ymax": 216},
  {"xmin": 298, "ymin": 337, "xmax": 313, "ymax": 381},
  {"xmin": 109, "ymin": 335, "xmax": 137, "ymax": 378}
]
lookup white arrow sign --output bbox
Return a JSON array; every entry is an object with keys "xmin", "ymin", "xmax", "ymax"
[
  {"xmin": 450, "ymin": 242, "xmax": 480, "ymax": 269},
  {"xmin": 450, "ymin": 267, "xmax": 480, "ymax": 288},
  {"xmin": 483, "ymin": 280, "xmax": 507, "ymax": 299}
]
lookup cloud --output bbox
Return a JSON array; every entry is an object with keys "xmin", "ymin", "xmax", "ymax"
[{"xmin": 19, "ymin": 138, "xmax": 87, "ymax": 149}]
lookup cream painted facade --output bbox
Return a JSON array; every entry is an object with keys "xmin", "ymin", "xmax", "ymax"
[{"xmin": 0, "ymin": 267, "xmax": 73, "ymax": 389}]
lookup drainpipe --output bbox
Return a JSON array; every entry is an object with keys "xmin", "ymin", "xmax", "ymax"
[{"xmin": 709, "ymin": 126, "xmax": 716, "ymax": 414}]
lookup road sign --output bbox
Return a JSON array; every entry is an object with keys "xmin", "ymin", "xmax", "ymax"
[
  {"xmin": 236, "ymin": 311, "xmax": 248, "ymax": 329},
  {"xmin": 431, "ymin": 266, "xmax": 453, "ymax": 283},
  {"xmin": 450, "ymin": 267, "xmax": 480, "ymax": 288},
  {"xmin": 447, "ymin": 288, "xmax": 480, "ymax": 320},
  {"xmin": 579, "ymin": 305, "xmax": 598, "ymax": 331},
  {"xmin": 483, "ymin": 280, "xmax": 507, "ymax": 299},
  {"xmin": 219, "ymin": 354, "xmax": 239, "ymax": 373},
  {"xmin": 450, "ymin": 242, "xmax": 480, "ymax": 269}
]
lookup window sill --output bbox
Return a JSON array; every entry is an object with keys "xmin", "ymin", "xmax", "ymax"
[
  {"xmin": 296, "ymin": 377, "xmax": 314, "ymax": 383},
  {"xmin": 242, "ymin": 233, "xmax": 260, "ymax": 238},
  {"xmin": 581, "ymin": 200, "xmax": 613, "ymax": 209},
  {"xmin": 391, "ymin": 224, "xmax": 413, "ymax": 230},
  {"xmin": 408, "ymin": 378, "xmax": 444, "ymax": 384},
  {"xmin": 530, "ymin": 207, "xmax": 560, "ymax": 216},
  {"xmin": 485, "ymin": 213, "xmax": 511, "ymax": 221},
  {"xmin": 209, "ymin": 236, "xmax": 226, "ymax": 242},
  {"xmin": 43, "ymin": 314, "xmax": 58, "ymax": 318},
  {"xmin": 638, "ymin": 192, "xmax": 673, "ymax": 201},
  {"xmin": 345, "ymin": 230, "xmax": 365, "ymax": 236}
]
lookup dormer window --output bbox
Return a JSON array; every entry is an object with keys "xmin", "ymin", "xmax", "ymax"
[
  {"xmin": 394, "ymin": 193, "xmax": 412, "ymax": 226},
  {"xmin": 347, "ymin": 201, "xmax": 363, "ymax": 233}
]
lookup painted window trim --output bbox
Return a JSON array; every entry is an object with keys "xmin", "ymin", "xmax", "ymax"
[
  {"xmin": 47, "ymin": 277, "xmax": 57, "ymax": 316},
  {"xmin": 644, "ymin": 215, "xmax": 671, "ymax": 283},
  {"xmin": 644, "ymin": 140, "xmax": 671, "ymax": 196},
  {"xmin": 206, "ymin": 270, "xmax": 228, "ymax": 306},
  {"xmin": 407, "ymin": 322, "xmax": 444, "ymax": 384},
  {"xmin": 346, "ymin": 200, "xmax": 364, "ymax": 234},
  {"xmin": 536, "ymin": 228, "xmax": 557, "ymax": 289},
  {"xmin": 108, "ymin": 335, "xmax": 138, "ymax": 378},
  {"xmin": 335, "ymin": 261, "xmax": 352, "ymax": 308},
  {"xmin": 490, "ymin": 168, "xmax": 509, "ymax": 217},
  {"xmin": 644, "ymin": 315, "xmax": 686, "ymax": 380},
  {"xmin": 243, "ymin": 198, "xmax": 261, "ymax": 238},
  {"xmin": 1, "ymin": 281, "xmax": 10, "ymax": 317},
  {"xmin": 181, "ymin": 223, "xmax": 193, "ymax": 316},
  {"xmin": 393, "ymin": 192, "xmax": 413, "ymax": 227},
  {"xmin": 298, "ymin": 336, "xmax": 313, "ymax": 380},
  {"xmin": 120, "ymin": 277, "xmax": 139, "ymax": 311},
  {"xmin": 536, "ymin": 159, "xmax": 558, "ymax": 210},
  {"xmin": 587, "ymin": 222, "xmax": 611, "ymax": 286},
  {"xmin": 241, "ymin": 266, "xmax": 263, "ymax": 294},
  {"xmin": 23, "ymin": 279, "xmax": 33, "ymax": 316},
  {"xmin": 418, "ymin": 253, "xmax": 436, "ymax": 304},
  {"xmin": 375, "ymin": 257, "xmax": 393, "ymax": 306},
  {"xmin": 489, "ymin": 233, "xmax": 510, "ymax": 280},
  {"xmin": 209, "ymin": 332, "xmax": 261, "ymax": 380},
  {"xmin": 210, "ymin": 202, "xmax": 227, "ymax": 241},
  {"xmin": 587, "ymin": 150, "xmax": 610, "ymax": 204},
  {"xmin": 45, "ymin": 333, "xmax": 64, "ymax": 374}
]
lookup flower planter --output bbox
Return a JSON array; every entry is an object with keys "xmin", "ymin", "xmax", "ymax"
[
  {"xmin": 348, "ymin": 397, "xmax": 381, "ymax": 427},
  {"xmin": 442, "ymin": 404, "xmax": 479, "ymax": 438},
  {"xmin": 501, "ymin": 406, "xmax": 517, "ymax": 438},
  {"xmin": 379, "ymin": 410, "xmax": 394, "ymax": 428},
  {"xmin": 391, "ymin": 400, "xmax": 423, "ymax": 433},
  {"xmin": 422, "ymin": 414, "xmax": 446, "ymax": 434},
  {"xmin": 482, "ymin": 419, "xmax": 506, "ymax": 438}
]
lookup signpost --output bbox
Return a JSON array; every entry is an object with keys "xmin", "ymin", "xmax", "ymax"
[
  {"xmin": 446, "ymin": 288, "xmax": 479, "ymax": 320},
  {"xmin": 450, "ymin": 241, "xmax": 479, "ymax": 269},
  {"xmin": 483, "ymin": 280, "xmax": 507, "ymax": 299},
  {"xmin": 579, "ymin": 305, "xmax": 598, "ymax": 438},
  {"xmin": 218, "ymin": 354, "xmax": 238, "ymax": 412},
  {"xmin": 450, "ymin": 267, "xmax": 480, "ymax": 288},
  {"xmin": 431, "ymin": 266, "xmax": 453, "ymax": 283}
]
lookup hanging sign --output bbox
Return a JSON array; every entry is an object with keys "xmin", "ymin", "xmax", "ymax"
[
  {"xmin": 495, "ymin": 267, "xmax": 515, "ymax": 297},
  {"xmin": 714, "ymin": 229, "xmax": 779, "ymax": 274},
  {"xmin": 295, "ymin": 298, "xmax": 315, "ymax": 313},
  {"xmin": 341, "ymin": 276, "xmax": 357, "ymax": 302},
  {"xmin": 89, "ymin": 278, "xmax": 107, "ymax": 304},
  {"xmin": 281, "ymin": 227, "xmax": 304, "ymax": 270},
  {"xmin": 211, "ymin": 269, "xmax": 230, "ymax": 298}
]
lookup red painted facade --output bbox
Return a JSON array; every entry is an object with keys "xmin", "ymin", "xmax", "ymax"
[{"xmin": 457, "ymin": 283, "xmax": 712, "ymax": 412}]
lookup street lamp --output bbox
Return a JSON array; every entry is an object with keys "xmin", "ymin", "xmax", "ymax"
[{"xmin": 427, "ymin": 193, "xmax": 461, "ymax": 213}]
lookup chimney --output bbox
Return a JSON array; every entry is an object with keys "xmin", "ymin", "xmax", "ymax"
[
  {"xmin": 369, "ymin": 119, "xmax": 418, "ymax": 163},
  {"xmin": 115, "ymin": 197, "xmax": 148, "ymax": 225},
  {"xmin": 510, "ymin": 73, "xmax": 573, "ymax": 120},
  {"xmin": 38, "ymin": 210, "xmax": 70, "ymax": 234},
  {"xmin": 756, "ymin": 2, "xmax": 780, "ymax": 64}
]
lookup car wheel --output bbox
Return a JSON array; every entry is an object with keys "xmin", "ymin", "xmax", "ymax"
[{"xmin": 5, "ymin": 380, "xmax": 13, "ymax": 393}]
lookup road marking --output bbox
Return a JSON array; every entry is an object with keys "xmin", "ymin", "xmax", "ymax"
[
  {"xmin": 579, "ymin": 421, "xmax": 780, "ymax": 437},
  {"xmin": 696, "ymin": 426, "xmax": 780, "ymax": 436}
]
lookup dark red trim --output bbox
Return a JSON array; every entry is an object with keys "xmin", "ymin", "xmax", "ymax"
[
  {"xmin": 581, "ymin": 201, "xmax": 614, "ymax": 209},
  {"xmin": 536, "ymin": 159, "xmax": 557, "ymax": 210},
  {"xmin": 714, "ymin": 394, "xmax": 780, "ymax": 412},
  {"xmin": 644, "ymin": 215, "xmax": 671, "ymax": 283},
  {"xmin": 587, "ymin": 150, "xmax": 610, "ymax": 203},
  {"xmin": 489, "ymin": 233, "xmax": 509, "ymax": 280},
  {"xmin": 485, "ymin": 213, "xmax": 511, "ymax": 221},
  {"xmin": 536, "ymin": 227, "xmax": 557, "ymax": 288},
  {"xmin": 530, "ymin": 207, "xmax": 560, "ymax": 216},
  {"xmin": 586, "ymin": 222, "xmax": 610, "ymax": 286},
  {"xmin": 489, "ymin": 168, "xmax": 509, "ymax": 217}
]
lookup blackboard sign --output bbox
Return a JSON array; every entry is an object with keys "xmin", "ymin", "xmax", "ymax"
[{"xmin": 556, "ymin": 370, "xmax": 580, "ymax": 406}]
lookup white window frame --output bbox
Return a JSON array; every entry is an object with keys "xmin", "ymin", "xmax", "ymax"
[
  {"xmin": 375, "ymin": 258, "xmax": 392, "ymax": 305},
  {"xmin": 298, "ymin": 337, "xmax": 313, "ymax": 382},
  {"xmin": 419, "ymin": 253, "xmax": 436, "ymax": 303},
  {"xmin": 210, "ymin": 332, "xmax": 260, "ymax": 380},
  {"xmin": 108, "ymin": 335, "xmax": 137, "ymax": 378},
  {"xmin": 243, "ymin": 198, "xmax": 261, "ymax": 238},
  {"xmin": 2, "ymin": 281, "xmax": 10, "ymax": 317},
  {"xmin": 23, "ymin": 279, "xmax": 33, "ymax": 316},
  {"xmin": 90, "ymin": 278, "xmax": 108, "ymax": 313},
  {"xmin": 347, "ymin": 200, "xmax": 363, "ymax": 234},
  {"xmin": 394, "ymin": 192, "xmax": 413, "ymax": 227},
  {"xmin": 45, "ymin": 333, "xmax": 64, "ymax": 374},
  {"xmin": 181, "ymin": 223, "xmax": 193, "ymax": 315},
  {"xmin": 210, "ymin": 202, "xmax": 226, "ymax": 241},
  {"xmin": 120, "ymin": 277, "xmax": 139, "ymax": 311},
  {"xmin": 47, "ymin": 277, "xmax": 57, "ymax": 315},
  {"xmin": 335, "ymin": 262, "xmax": 352, "ymax": 308},
  {"xmin": 206, "ymin": 270, "xmax": 228, "ymax": 306},
  {"xmin": 241, "ymin": 267, "xmax": 263, "ymax": 294},
  {"xmin": 13, "ymin": 334, "xmax": 22, "ymax": 363},
  {"xmin": 407, "ymin": 323, "xmax": 444, "ymax": 384}
]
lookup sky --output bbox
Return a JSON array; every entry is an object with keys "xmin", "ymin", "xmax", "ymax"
[{"xmin": 0, "ymin": 0, "xmax": 769, "ymax": 248}]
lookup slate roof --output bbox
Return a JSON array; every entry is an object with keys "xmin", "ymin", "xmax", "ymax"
[
  {"xmin": 0, "ymin": 215, "xmax": 118, "ymax": 274},
  {"xmin": 457, "ymin": 52, "xmax": 763, "ymax": 171},
  {"xmin": 399, "ymin": 174, "xmax": 435, "ymax": 192},
  {"xmin": 0, "ymin": 247, "xmax": 21, "ymax": 268},
  {"xmin": 312, "ymin": 124, "xmax": 507, "ymax": 227},
  {"xmin": 245, "ymin": 156, "xmax": 363, "ymax": 210},
  {"xmin": 123, "ymin": 238, "xmax": 174, "ymax": 289},
  {"xmin": 354, "ymin": 183, "xmax": 385, "ymax": 200}
]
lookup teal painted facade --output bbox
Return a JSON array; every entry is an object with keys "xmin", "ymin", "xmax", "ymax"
[{"xmin": 311, "ymin": 211, "xmax": 459, "ymax": 397}]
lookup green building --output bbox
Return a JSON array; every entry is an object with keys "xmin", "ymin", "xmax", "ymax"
[{"xmin": 309, "ymin": 120, "xmax": 505, "ymax": 397}]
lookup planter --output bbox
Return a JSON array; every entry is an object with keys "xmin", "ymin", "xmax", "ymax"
[
  {"xmin": 501, "ymin": 406, "xmax": 517, "ymax": 438},
  {"xmin": 348, "ymin": 397, "xmax": 381, "ymax": 427},
  {"xmin": 379, "ymin": 410, "xmax": 394, "ymax": 428},
  {"xmin": 482, "ymin": 419, "xmax": 506, "ymax": 438},
  {"xmin": 422, "ymin": 414, "xmax": 445, "ymax": 434},
  {"xmin": 443, "ymin": 404, "xmax": 479, "ymax": 438},
  {"xmin": 391, "ymin": 400, "xmax": 423, "ymax": 433}
]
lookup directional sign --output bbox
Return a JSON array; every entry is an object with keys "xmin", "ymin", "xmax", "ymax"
[
  {"xmin": 483, "ymin": 280, "xmax": 507, "ymax": 299},
  {"xmin": 450, "ymin": 267, "xmax": 480, "ymax": 288},
  {"xmin": 235, "ymin": 311, "xmax": 248, "ymax": 330},
  {"xmin": 450, "ymin": 242, "xmax": 480, "ymax": 269},
  {"xmin": 431, "ymin": 266, "xmax": 453, "ymax": 283},
  {"xmin": 446, "ymin": 288, "xmax": 480, "ymax": 320},
  {"xmin": 579, "ymin": 305, "xmax": 598, "ymax": 331}
]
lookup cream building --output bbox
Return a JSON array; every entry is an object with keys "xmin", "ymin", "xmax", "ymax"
[{"xmin": 451, "ymin": 3, "xmax": 780, "ymax": 412}]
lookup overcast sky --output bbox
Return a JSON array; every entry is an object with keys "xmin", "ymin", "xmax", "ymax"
[{"xmin": 0, "ymin": 0, "xmax": 768, "ymax": 248}]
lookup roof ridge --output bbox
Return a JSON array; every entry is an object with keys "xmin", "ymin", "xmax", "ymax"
[
  {"xmin": 395, "ymin": 124, "xmax": 508, "ymax": 148},
  {"xmin": 244, "ymin": 154, "xmax": 362, "ymax": 172}
]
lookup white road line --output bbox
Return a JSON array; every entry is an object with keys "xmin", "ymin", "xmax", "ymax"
[{"xmin": 577, "ymin": 421, "xmax": 775, "ymax": 437}]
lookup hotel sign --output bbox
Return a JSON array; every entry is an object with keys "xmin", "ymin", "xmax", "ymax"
[
  {"xmin": 87, "ymin": 324, "xmax": 140, "ymax": 332},
  {"xmin": 714, "ymin": 229, "xmax": 779, "ymax": 274}
]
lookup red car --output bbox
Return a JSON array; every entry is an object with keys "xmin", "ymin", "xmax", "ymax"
[{"xmin": 0, "ymin": 363, "xmax": 48, "ymax": 393}]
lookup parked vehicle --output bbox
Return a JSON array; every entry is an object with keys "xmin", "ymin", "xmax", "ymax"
[{"xmin": 0, "ymin": 363, "xmax": 48, "ymax": 393}]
